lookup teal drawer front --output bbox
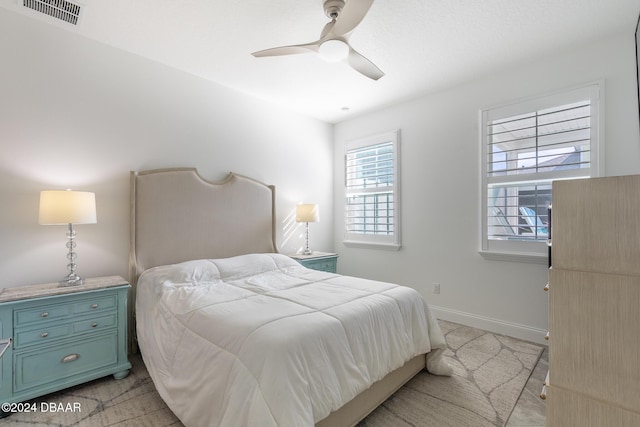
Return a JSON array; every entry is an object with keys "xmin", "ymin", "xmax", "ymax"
[
  {"xmin": 15, "ymin": 333, "xmax": 118, "ymax": 392},
  {"xmin": 71, "ymin": 295, "xmax": 116, "ymax": 315},
  {"xmin": 14, "ymin": 313, "xmax": 117, "ymax": 348},
  {"xmin": 72, "ymin": 314, "xmax": 117, "ymax": 334},
  {"xmin": 14, "ymin": 295, "xmax": 117, "ymax": 327},
  {"xmin": 14, "ymin": 324, "xmax": 71, "ymax": 347},
  {"xmin": 299, "ymin": 258, "xmax": 337, "ymax": 273},
  {"xmin": 15, "ymin": 304, "xmax": 70, "ymax": 326}
]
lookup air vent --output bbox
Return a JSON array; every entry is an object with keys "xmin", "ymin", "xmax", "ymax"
[{"xmin": 19, "ymin": 0, "xmax": 83, "ymax": 25}]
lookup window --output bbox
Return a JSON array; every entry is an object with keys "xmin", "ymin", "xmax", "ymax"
[
  {"xmin": 481, "ymin": 83, "xmax": 602, "ymax": 261},
  {"xmin": 344, "ymin": 130, "xmax": 401, "ymax": 249}
]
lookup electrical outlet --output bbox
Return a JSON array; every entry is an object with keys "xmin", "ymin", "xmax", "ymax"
[{"xmin": 432, "ymin": 283, "xmax": 440, "ymax": 294}]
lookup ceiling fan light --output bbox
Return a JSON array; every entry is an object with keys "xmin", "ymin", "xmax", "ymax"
[{"xmin": 319, "ymin": 39, "xmax": 349, "ymax": 62}]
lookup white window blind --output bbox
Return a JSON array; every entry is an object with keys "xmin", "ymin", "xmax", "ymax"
[
  {"xmin": 344, "ymin": 130, "xmax": 400, "ymax": 249},
  {"xmin": 481, "ymin": 83, "xmax": 601, "ymax": 260}
]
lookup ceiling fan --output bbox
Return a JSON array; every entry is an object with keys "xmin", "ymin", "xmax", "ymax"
[{"xmin": 251, "ymin": 0, "xmax": 384, "ymax": 80}]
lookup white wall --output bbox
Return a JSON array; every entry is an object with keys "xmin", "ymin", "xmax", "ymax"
[
  {"xmin": 333, "ymin": 32, "xmax": 640, "ymax": 343},
  {"xmin": 0, "ymin": 9, "xmax": 333, "ymax": 288}
]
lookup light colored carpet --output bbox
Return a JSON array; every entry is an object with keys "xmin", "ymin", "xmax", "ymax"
[{"xmin": 1, "ymin": 320, "xmax": 543, "ymax": 427}]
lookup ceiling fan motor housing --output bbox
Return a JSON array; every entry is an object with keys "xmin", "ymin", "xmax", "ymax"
[{"xmin": 323, "ymin": 0, "xmax": 345, "ymax": 19}]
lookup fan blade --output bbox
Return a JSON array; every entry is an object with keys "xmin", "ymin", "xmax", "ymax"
[
  {"xmin": 320, "ymin": 20, "xmax": 336, "ymax": 38},
  {"xmin": 347, "ymin": 46, "xmax": 384, "ymax": 80},
  {"xmin": 331, "ymin": 0, "xmax": 374, "ymax": 37},
  {"xmin": 252, "ymin": 42, "xmax": 319, "ymax": 57}
]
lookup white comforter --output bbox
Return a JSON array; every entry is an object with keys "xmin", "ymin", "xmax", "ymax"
[{"xmin": 136, "ymin": 253, "xmax": 450, "ymax": 427}]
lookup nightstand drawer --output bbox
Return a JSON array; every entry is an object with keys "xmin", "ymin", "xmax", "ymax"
[
  {"xmin": 14, "ymin": 304, "xmax": 70, "ymax": 326},
  {"xmin": 72, "ymin": 313, "xmax": 117, "ymax": 334},
  {"xmin": 290, "ymin": 253, "xmax": 339, "ymax": 273},
  {"xmin": 72, "ymin": 295, "xmax": 117, "ymax": 315},
  {"xmin": 303, "ymin": 258, "xmax": 337, "ymax": 272},
  {"xmin": 14, "ymin": 294, "xmax": 116, "ymax": 327},
  {"xmin": 14, "ymin": 333, "xmax": 118, "ymax": 393},
  {"xmin": 14, "ymin": 314, "xmax": 117, "ymax": 348},
  {"xmin": 14, "ymin": 324, "xmax": 71, "ymax": 347}
]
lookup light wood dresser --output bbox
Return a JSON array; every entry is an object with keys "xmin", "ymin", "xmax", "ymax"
[{"xmin": 547, "ymin": 175, "xmax": 640, "ymax": 426}]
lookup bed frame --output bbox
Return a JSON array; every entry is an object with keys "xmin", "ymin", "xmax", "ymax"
[{"xmin": 129, "ymin": 167, "xmax": 426, "ymax": 427}]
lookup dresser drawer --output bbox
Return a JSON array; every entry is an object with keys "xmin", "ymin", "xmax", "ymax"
[
  {"xmin": 14, "ymin": 313, "xmax": 117, "ymax": 348},
  {"xmin": 72, "ymin": 295, "xmax": 117, "ymax": 315},
  {"xmin": 302, "ymin": 258, "xmax": 337, "ymax": 272},
  {"xmin": 14, "ymin": 333, "xmax": 118, "ymax": 393},
  {"xmin": 14, "ymin": 304, "xmax": 70, "ymax": 326},
  {"xmin": 14, "ymin": 324, "xmax": 71, "ymax": 347},
  {"xmin": 14, "ymin": 294, "xmax": 116, "ymax": 327},
  {"xmin": 290, "ymin": 253, "xmax": 339, "ymax": 273},
  {"xmin": 72, "ymin": 313, "xmax": 117, "ymax": 334}
]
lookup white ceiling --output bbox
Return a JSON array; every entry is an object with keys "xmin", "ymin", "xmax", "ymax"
[{"xmin": 2, "ymin": 0, "xmax": 639, "ymax": 123}]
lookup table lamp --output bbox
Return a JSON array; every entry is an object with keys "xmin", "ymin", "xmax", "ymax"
[
  {"xmin": 296, "ymin": 204, "xmax": 319, "ymax": 255},
  {"xmin": 39, "ymin": 190, "xmax": 97, "ymax": 286}
]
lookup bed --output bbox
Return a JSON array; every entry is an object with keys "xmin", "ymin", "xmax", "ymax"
[{"xmin": 129, "ymin": 168, "xmax": 451, "ymax": 427}]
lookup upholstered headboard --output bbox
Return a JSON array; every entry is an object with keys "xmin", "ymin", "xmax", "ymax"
[
  {"xmin": 127, "ymin": 168, "xmax": 277, "ymax": 352},
  {"xmin": 129, "ymin": 168, "xmax": 277, "ymax": 283}
]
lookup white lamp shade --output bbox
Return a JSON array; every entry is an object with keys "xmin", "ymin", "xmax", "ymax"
[
  {"xmin": 39, "ymin": 190, "xmax": 97, "ymax": 225},
  {"xmin": 296, "ymin": 204, "xmax": 319, "ymax": 223}
]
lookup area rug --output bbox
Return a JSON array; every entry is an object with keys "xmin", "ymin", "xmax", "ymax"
[
  {"xmin": 1, "ymin": 320, "xmax": 543, "ymax": 427},
  {"xmin": 358, "ymin": 320, "xmax": 544, "ymax": 427}
]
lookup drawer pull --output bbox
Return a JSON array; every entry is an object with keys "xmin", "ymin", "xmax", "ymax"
[
  {"xmin": 61, "ymin": 353, "xmax": 80, "ymax": 363},
  {"xmin": 41, "ymin": 332, "xmax": 49, "ymax": 338},
  {"xmin": 91, "ymin": 304, "xmax": 98, "ymax": 309},
  {"xmin": 91, "ymin": 323, "xmax": 98, "ymax": 328},
  {"xmin": 544, "ymin": 282, "xmax": 549, "ymax": 292},
  {"xmin": 545, "ymin": 331, "xmax": 549, "ymax": 341},
  {"xmin": 540, "ymin": 370, "xmax": 549, "ymax": 400},
  {"xmin": 41, "ymin": 312, "xmax": 49, "ymax": 318}
]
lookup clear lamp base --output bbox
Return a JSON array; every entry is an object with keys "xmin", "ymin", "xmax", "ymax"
[
  {"xmin": 59, "ymin": 273, "xmax": 84, "ymax": 287},
  {"xmin": 59, "ymin": 223, "xmax": 84, "ymax": 287}
]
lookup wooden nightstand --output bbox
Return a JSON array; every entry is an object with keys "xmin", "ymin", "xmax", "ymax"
[
  {"xmin": 0, "ymin": 276, "xmax": 131, "ymax": 411},
  {"xmin": 290, "ymin": 252, "xmax": 339, "ymax": 273}
]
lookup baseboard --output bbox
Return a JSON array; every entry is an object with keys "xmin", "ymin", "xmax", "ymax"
[{"xmin": 430, "ymin": 305, "xmax": 548, "ymax": 345}]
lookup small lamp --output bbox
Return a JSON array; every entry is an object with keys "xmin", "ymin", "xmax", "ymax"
[
  {"xmin": 39, "ymin": 190, "xmax": 97, "ymax": 286},
  {"xmin": 296, "ymin": 204, "xmax": 319, "ymax": 255}
]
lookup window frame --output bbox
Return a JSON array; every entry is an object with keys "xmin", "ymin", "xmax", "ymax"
[
  {"xmin": 479, "ymin": 82, "xmax": 603, "ymax": 263},
  {"xmin": 343, "ymin": 129, "xmax": 401, "ymax": 250}
]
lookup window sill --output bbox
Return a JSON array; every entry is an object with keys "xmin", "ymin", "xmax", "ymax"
[
  {"xmin": 479, "ymin": 250, "xmax": 548, "ymax": 265},
  {"xmin": 343, "ymin": 240, "xmax": 401, "ymax": 251}
]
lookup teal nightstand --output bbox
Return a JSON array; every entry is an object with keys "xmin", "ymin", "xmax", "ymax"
[
  {"xmin": 290, "ymin": 252, "xmax": 339, "ymax": 273},
  {"xmin": 0, "ymin": 276, "xmax": 131, "ymax": 413}
]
